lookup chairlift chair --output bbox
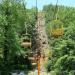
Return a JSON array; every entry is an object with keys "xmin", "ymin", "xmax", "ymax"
[
  {"xmin": 50, "ymin": 19, "xmax": 64, "ymax": 37},
  {"xmin": 21, "ymin": 34, "xmax": 31, "ymax": 48}
]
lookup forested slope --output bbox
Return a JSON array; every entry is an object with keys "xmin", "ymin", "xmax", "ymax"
[
  {"xmin": 0, "ymin": 0, "xmax": 36, "ymax": 72},
  {"xmin": 43, "ymin": 4, "xmax": 75, "ymax": 74}
]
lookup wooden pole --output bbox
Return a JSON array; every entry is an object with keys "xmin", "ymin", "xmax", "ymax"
[{"xmin": 37, "ymin": 58, "xmax": 40, "ymax": 75}]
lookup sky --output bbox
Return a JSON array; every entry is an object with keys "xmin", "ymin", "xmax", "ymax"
[{"xmin": 25, "ymin": 0, "xmax": 75, "ymax": 10}]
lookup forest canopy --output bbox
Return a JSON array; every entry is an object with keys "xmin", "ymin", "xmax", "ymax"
[{"xmin": 43, "ymin": 4, "xmax": 75, "ymax": 74}]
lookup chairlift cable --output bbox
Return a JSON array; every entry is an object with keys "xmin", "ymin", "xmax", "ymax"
[{"xmin": 53, "ymin": 0, "xmax": 59, "ymax": 20}]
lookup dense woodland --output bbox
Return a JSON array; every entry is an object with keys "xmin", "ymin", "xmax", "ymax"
[
  {"xmin": 0, "ymin": 0, "xmax": 75, "ymax": 75},
  {"xmin": 0, "ymin": 0, "xmax": 37, "ymax": 73},
  {"xmin": 43, "ymin": 4, "xmax": 75, "ymax": 74}
]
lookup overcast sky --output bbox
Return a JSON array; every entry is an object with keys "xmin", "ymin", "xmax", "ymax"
[{"xmin": 25, "ymin": 0, "xmax": 75, "ymax": 10}]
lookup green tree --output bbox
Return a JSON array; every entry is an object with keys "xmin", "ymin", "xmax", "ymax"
[{"xmin": 43, "ymin": 4, "xmax": 75, "ymax": 73}]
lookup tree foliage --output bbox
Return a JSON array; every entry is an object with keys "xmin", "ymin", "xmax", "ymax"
[
  {"xmin": 0, "ymin": 0, "xmax": 36, "ymax": 72},
  {"xmin": 43, "ymin": 4, "xmax": 75, "ymax": 73}
]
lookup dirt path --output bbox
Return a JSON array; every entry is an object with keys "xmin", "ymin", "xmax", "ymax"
[
  {"xmin": 28, "ymin": 12, "xmax": 52, "ymax": 75},
  {"xmin": 36, "ymin": 12, "xmax": 51, "ymax": 58}
]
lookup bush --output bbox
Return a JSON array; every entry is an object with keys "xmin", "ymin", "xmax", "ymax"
[
  {"xmin": 69, "ymin": 71, "xmax": 75, "ymax": 75},
  {"xmin": 54, "ymin": 55, "xmax": 75, "ymax": 71}
]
